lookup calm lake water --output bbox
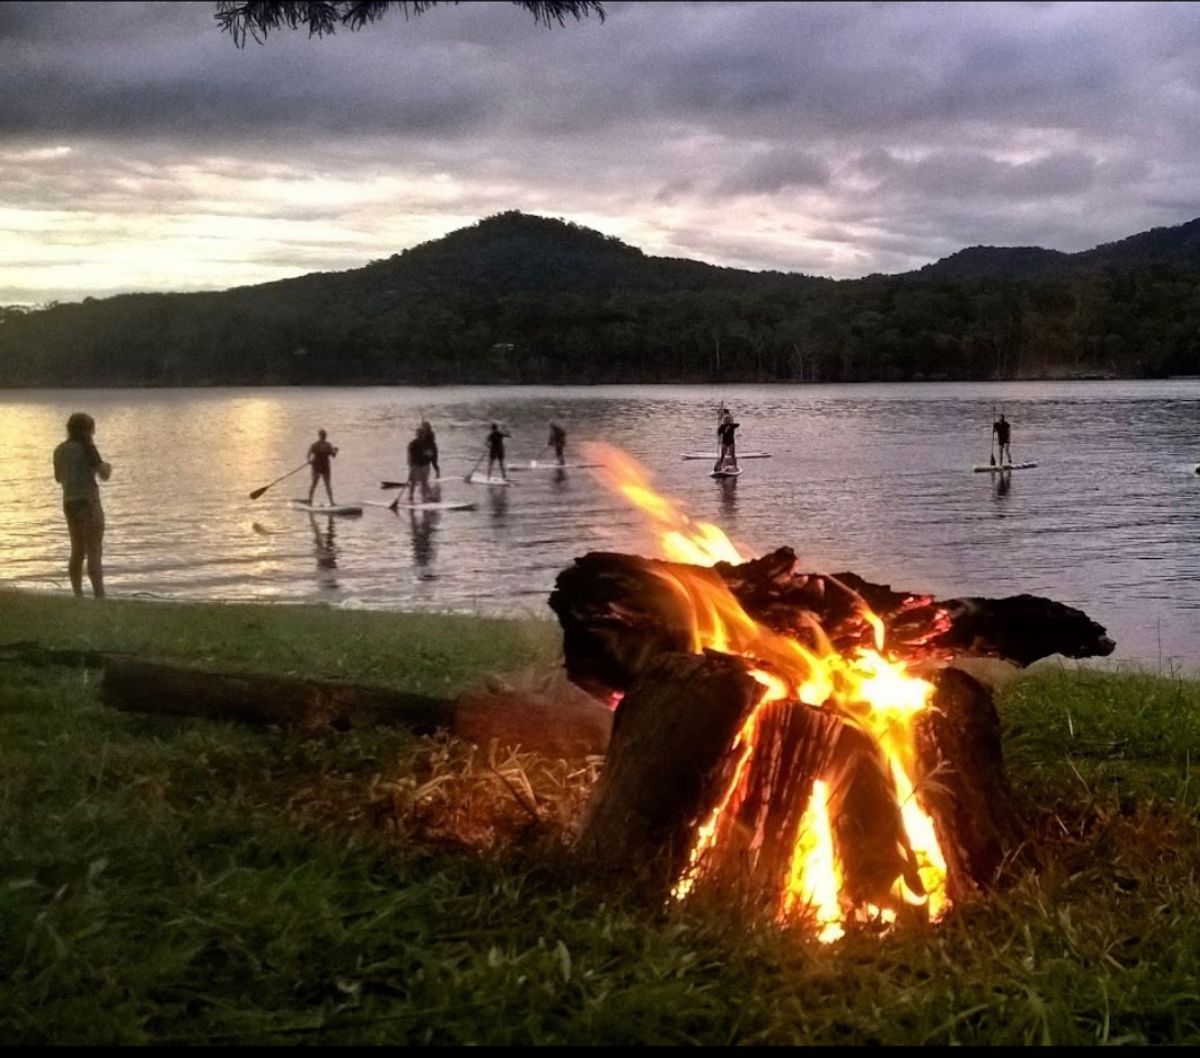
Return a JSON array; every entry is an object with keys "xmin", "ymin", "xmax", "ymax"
[{"xmin": 3, "ymin": 382, "xmax": 1200, "ymax": 670}]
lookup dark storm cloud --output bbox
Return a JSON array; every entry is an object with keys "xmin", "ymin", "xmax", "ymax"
[
  {"xmin": 718, "ymin": 148, "xmax": 831, "ymax": 195},
  {"xmin": 4, "ymin": 0, "xmax": 1200, "ymax": 300}
]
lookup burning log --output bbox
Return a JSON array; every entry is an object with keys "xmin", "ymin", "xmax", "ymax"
[
  {"xmin": 574, "ymin": 649, "xmax": 954, "ymax": 919},
  {"xmin": 549, "ymin": 548, "xmax": 1114, "ymax": 702},
  {"xmin": 915, "ymin": 667, "xmax": 1026, "ymax": 898},
  {"xmin": 550, "ymin": 546, "xmax": 1107, "ymax": 935},
  {"xmin": 550, "ymin": 445, "xmax": 1113, "ymax": 937},
  {"xmin": 575, "ymin": 650, "xmax": 763, "ymax": 893}
]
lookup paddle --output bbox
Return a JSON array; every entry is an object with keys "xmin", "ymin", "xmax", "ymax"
[
  {"xmin": 529, "ymin": 443, "xmax": 552, "ymax": 468},
  {"xmin": 463, "ymin": 449, "xmax": 487, "ymax": 483},
  {"xmin": 989, "ymin": 404, "xmax": 996, "ymax": 467},
  {"xmin": 249, "ymin": 461, "xmax": 309, "ymax": 500}
]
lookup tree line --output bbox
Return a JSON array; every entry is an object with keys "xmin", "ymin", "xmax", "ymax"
[{"xmin": 3, "ymin": 211, "xmax": 1200, "ymax": 386}]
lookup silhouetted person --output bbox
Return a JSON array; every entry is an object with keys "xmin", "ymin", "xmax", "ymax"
[
  {"xmin": 407, "ymin": 426, "xmax": 434, "ymax": 503},
  {"xmin": 486, "ymin": 423, "xmax": 510, "ymax": 481},
  {"xmin": 53, "ymin": 412, "xmax": 111, "ymax": 598},
  {"xmin": 993, "ymin": 414, "xmax": 1012, "ymax": 465},
  {"xmin": 715, "ymin": 412, "xmax": 740, "ymax": 472},
  {"xmin": 418, "ymin": 420, "xmax": 440, "ymax": 480},
  {"xmin": 548, "ymin": 422, "xmax": 566, "ymax": 465},
  {"xmin": 307, "ymin": 429, "xmax": 338, "ymax": 504}
]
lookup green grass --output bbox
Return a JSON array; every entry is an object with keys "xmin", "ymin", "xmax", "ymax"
[
  {"xmin": 0, "ymin": 589, "xmax": 559, "ymax": 696},
  {"xmin": 2, "ymin": 593, "xmax": 1199, "ymax": 1044}
]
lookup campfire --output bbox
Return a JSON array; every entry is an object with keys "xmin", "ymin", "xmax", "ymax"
[{"xmin": 549, "ymin": 443, "xmax": 1114, "ymax": 943}]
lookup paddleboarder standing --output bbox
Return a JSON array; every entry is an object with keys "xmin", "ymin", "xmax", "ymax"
[
  {"xmin": 53, "ymin": 412, "xmax": 111, "ymax": 599},
  {"xmin": 406, "ymin": 426, "xmax": 434, "ymax": 503},
  {"xmin": 715, "ymin": 412, "xmax": 740, "ymax": 472},
  {"xmin": 548, "ymin": 422, "xmax": 567, "ymax": 466},
  {"xmin": 307, "ymin": 429, "xmax": 338, "ymax": 505},
  {"xmin": 418, "ymin": 420, "xmax": 440, "ymax": 480},
  {"xmin": 486, "ymin": 423, "xmax": 511, "ymax": 481},
  {"xmin": 992, "ymin": 414, "xmax": 1012, "ymax": 465}
]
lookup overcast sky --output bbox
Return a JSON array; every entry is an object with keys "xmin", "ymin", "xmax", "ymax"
[{"xmin": 3, "ymin": 0, "xmax": 1200, "ymax": 304}]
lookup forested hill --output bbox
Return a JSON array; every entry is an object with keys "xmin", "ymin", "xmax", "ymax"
[
  {"xmin": 914, "ymin": 217, "xmax": 1200, "ymax": 281},
  {"xmin": 4, "ymin": 210, "xmax": 1200, "ymax": 386}
]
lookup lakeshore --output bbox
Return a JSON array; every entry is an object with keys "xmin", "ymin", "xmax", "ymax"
[{"xmin": 2, "ymin": 591, "xmax": 1198, "ymax": 1045}]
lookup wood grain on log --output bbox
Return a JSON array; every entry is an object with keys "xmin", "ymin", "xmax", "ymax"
[
  {"xmin": 550, "ymin": 548, "xmax": 1114, "ymax": 703},
  {"xmin": 915, "ymin": 667, "xmax": 1026, "ymax": 899},
  {"xmin": 574, "ymin": 651, "xmax": 763, "ymax": 893}
]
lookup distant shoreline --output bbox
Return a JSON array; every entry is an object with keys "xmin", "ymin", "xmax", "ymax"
[{"xmin": 6, "ymin": 374, "xmax": 1183, "ymax": 393}]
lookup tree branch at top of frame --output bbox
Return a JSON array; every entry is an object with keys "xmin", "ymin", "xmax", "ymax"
[{"xmin": 216, "ymin": 1, "xmax": 607, "ymax": 47}]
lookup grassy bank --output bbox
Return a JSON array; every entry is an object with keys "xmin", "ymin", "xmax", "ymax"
[{"xmin": 2, "ymin": 592, "xmax": 1199, "ymax": 1045}]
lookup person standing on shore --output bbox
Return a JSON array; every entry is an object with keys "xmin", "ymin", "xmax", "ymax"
[
  {"xmin": 53, "ymin": 412, "xmax": 111, "ymax": 599},
  {"xmin": 486, "ymin": 423, "xmax": 511, "ymax": 481},
  {"xmin": 548, "ymin": 422, "xmax": 567, "ymax": 466},
  {"xmin": 307, "ymin": 429, "xmax": 338, "ymax": 505}
]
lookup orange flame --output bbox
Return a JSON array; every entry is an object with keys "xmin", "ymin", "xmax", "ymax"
[
  {"xmin": 584, "ymin": 442, "xmax": 950, "ymax": 941},
  {"xmin": 585, "ymin": 442, "xmax": 748, "ymax": 565}
]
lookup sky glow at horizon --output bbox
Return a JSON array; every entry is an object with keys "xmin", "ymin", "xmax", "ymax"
[{"xmin": 3, "ymin": 1, "xmax": 1200, "ymax": 305}]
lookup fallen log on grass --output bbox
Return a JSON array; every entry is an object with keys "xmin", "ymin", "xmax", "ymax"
[
  {"xmin": 101, "ymin": 658, "xmax": 452, "ymax": 733},
  {"xmin": 99, "ymin": 657, "xmax": 612, "ymax": 757}
]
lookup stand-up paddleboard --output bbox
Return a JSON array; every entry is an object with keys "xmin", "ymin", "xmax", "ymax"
[
  {"xmin": 465, "ymin": 475, "xmax": 517, "ymax": 487},
  {"xmin": 683, "ymin": 451, "xmax": 771, "ymax": 460},
  {"xmin": 509, "ymin": 461, "xmax": 602, "ymax": 471},
  {"xmin": 359, "ymin": 499, "xmax": 476, "ymax": 511},
  {"xmin": 972, "ymin": 462, "xmax": 1037, "ymax": 473},
  {"xmin": 390, "ymin": 500, "xmax": 477, "ymax": 512},
  {"xmin": 711, "ymin": 466, "xmax": 743, "ymax": 479},
  {"xmin": 290, "ymin": 499, "xmax": 364, "ymax": 515}
]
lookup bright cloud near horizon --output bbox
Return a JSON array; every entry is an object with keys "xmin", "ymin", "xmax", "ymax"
[{"xmin": 3, "ymin": 0, "xmax": 1200, "ymax": 305}]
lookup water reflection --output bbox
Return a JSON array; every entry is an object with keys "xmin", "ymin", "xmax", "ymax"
[
  {"xmin": 309, "ymin": 513, "xmax": 339, "ymax": 591},
  {"xmin": 409, "ymin": 508, "xmax": 438, "ymax": 575},
  {"xmin": 718, "ymin": 476, "xmax": 739, "ymax": 520},
  {"xmin": 994, "ymin": 469, "xmax": 1012, "ymax": 499},
  {"xmin": 488, "ymin": 484, "xmax": 510, "ymax": 521}
]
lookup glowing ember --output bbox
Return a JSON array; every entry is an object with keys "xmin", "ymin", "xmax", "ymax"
[{"xmin": 583, "ymin": 442, "xmax": 951, "ymax": 941}]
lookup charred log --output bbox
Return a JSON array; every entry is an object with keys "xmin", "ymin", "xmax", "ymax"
[
  {"xmin": 574, "ymin": 651, "xmax": 764, "ymax": 893},
  {"xmin": 915, "ymin": 667, "xmax": 1026, "ymax": 899},
  {"xmin": 825, "ymin": 724, "xmax": 925, "ymax": 909},
  {"xmin": 550, "ymin": 548, "xmax": 1114, "ymax": 701}
]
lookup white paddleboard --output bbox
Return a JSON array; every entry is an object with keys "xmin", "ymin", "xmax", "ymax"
[
  {"xmin": 509, "ymin": 461, "xmax": 602, "ymax": 471},
  {"xmin": 465, "ymin": 475, "xmax": 517, "ymax": 487},
  {"xmin": 683, "ymin": 452, "xmax": 771, "ymax": 460},
  {"xmin": 972, "ymin": 462, "xmax": 1037, "ymax": 473},
  {"xmin": 390, "ymin": 500, "xmax": 477, "ymax": 512},
  {"xmin": 711, "ymin": 466, "xmax": 743, "ymax": 479},
  {"xmin": 290, "ymin": 500, "xmax": 364, "ymax": 515}
]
